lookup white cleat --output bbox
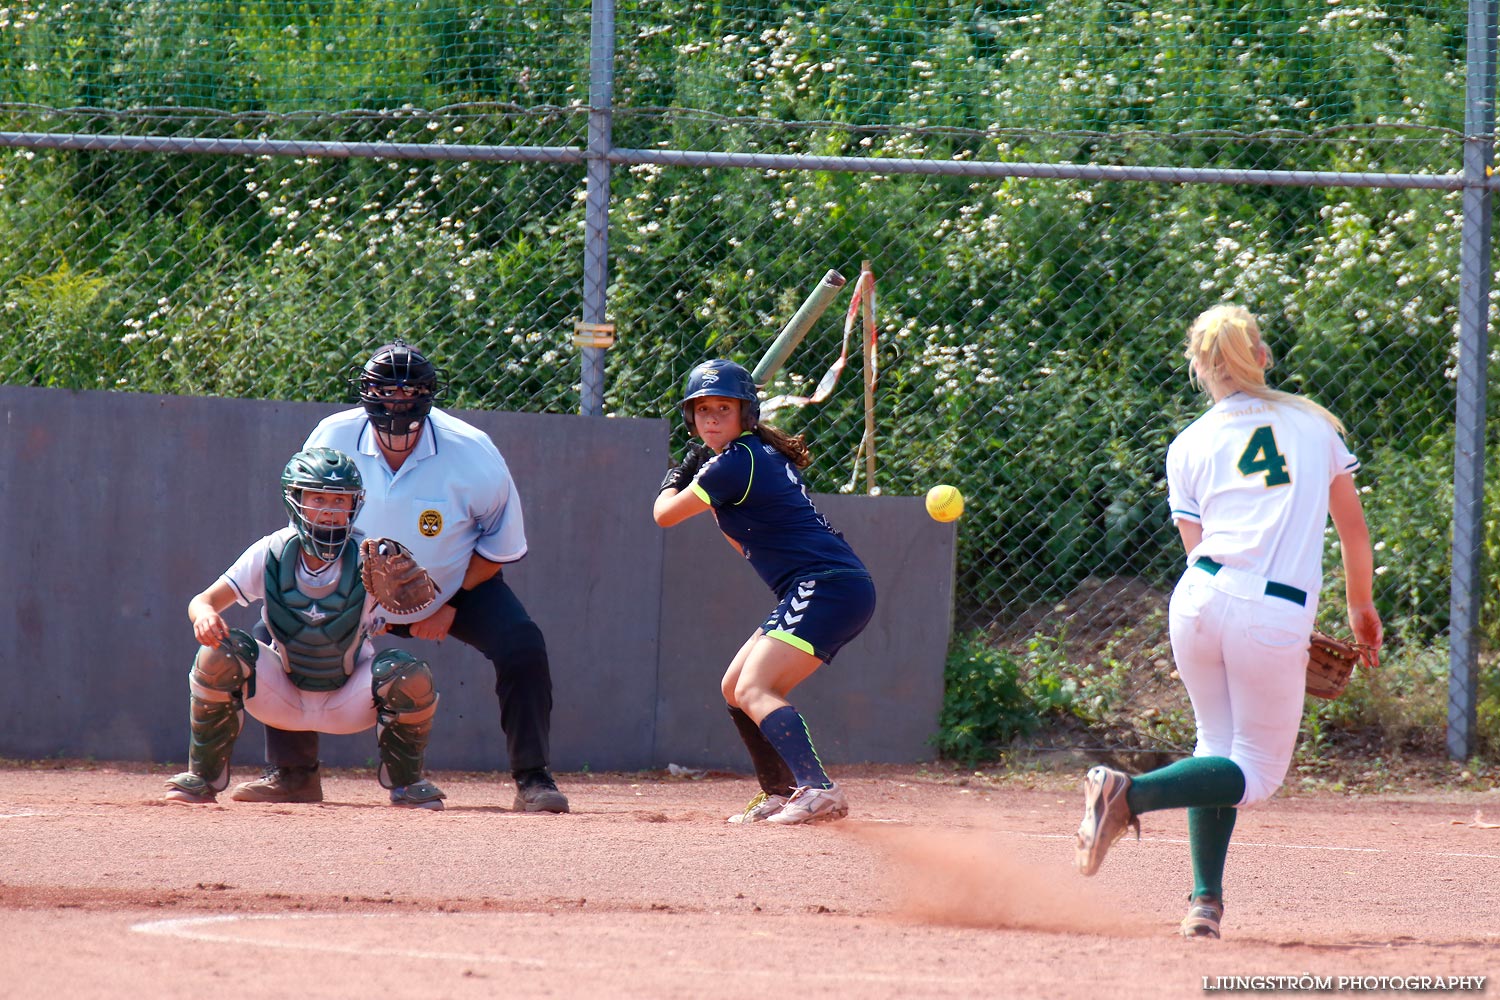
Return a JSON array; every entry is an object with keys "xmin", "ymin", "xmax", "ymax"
[
  {"xmin": 766, "ymin": 783, "xmax": 849, "ymax": 825},
  {"xmin": 1180, "ymin": 894, "xmax": 1224, "ymax": 939},
  {"xmin": 1075, "ymin": 765, "xmax": 1139, "ymax": 876},
  {"xmin": 727, "ymin": 791, "xmax": 789, "ymax": 824}
]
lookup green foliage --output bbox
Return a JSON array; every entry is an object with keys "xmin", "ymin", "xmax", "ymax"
[
  {"xmin": 1019, "ymin": 633, "xmax": 1087, "ymax": 720},
  {"xmin": 1477, "ymin": 664, "xmax": 1500, "ymax": 756},
  {"xmin": 10, "ymin": 261, "xmax": 111, "ymax": 387},
  {"xmin": 0, "ymin": 2, "xmax": 1481, "ymax": 690},
  {"xmin": 1347, "ymin": 435, "xmax": 1455, "ymax": 636},
  {"xmin": 934, "ymin": 628, "xmax": 1077, "ymax": 764},
  {"xmin": 0, "ymin": 1, "xmax": 590, "ymax": 112},
  {"xmin": 934, "ymin": 613, "xmax": 1198, "ymax": 764},
  {"xmin": 609, "ymin": 0, "xmax": 1466, "ymax": 133}
]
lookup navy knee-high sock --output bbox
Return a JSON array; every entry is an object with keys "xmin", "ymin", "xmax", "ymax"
[
  {"xmin": 728, "ymin": 706, "xmax": 796, "ymax": 797},
  {"xmin": 758, "ymin": 706, "xmax": 832, "ymax": 790}
]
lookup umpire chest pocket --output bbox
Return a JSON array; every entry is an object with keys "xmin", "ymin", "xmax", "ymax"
[{"xmin": 411, "ymin": 499, "xmax": 451, "ymax": 540}]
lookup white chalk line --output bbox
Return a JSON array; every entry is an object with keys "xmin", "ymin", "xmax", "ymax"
[
  {"xmin": 1004, "ymin": 830, "xmax": 1500, "ymax": 861},
  {"xmin": 133, "ymin": 914, "xmax": 547, "ymax": 967},
  {"xmin": 0, "ymin": 810, "xmax": 41, "ymax": 819},
  {"xmin": 131, "ymin": 913, "xmax": 990, "ymax": 986}
]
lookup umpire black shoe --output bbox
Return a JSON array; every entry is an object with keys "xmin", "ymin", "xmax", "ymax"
[
  {"xmin": 230, "ymin": 765, "xmax": 323, "ymax": 803},
  {"xmin": 513, "ymin": 770, "xmax": 569, "ymax": 813}
]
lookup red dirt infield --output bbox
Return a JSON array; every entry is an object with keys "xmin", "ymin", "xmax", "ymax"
[{"xmin": 1, "ymin": 761, "xmax": 1496, "ymax": 999}]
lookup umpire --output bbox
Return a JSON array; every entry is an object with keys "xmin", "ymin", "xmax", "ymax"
[{"xmin": 232, "ymin": 340, "xmax": 568, "ymax": 812}]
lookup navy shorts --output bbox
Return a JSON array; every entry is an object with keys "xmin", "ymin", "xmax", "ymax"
[{"xmin": 758, "ymin": 573, "xmax": 877, "ymax": 663}]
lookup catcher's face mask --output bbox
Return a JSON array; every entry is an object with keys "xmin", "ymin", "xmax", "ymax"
[
  {"xmin": 285, "ymin": 487, "xmax": 365, "ymax": 563},
  {"xmin": 280, "ymin": 447, "xmax": 366, "ymax": 563}
]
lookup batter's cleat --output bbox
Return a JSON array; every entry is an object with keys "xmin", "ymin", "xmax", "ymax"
[
  {"xmin": 163, "ymin": 772, "xmax": 217, "ymax": 804},
  {"xmin": 389, "ymin": 779, "xmax": 446, "ymax": 810},
  {"xmin": 230, "ymin": 764, "xmax": 323, "ymax": 803},
  {"xmin": 727, "ymin": 791, "xmax": 790, "ymax": 824},
  {"xmin": 1180, "ymin": 894, "xmax": 1224, "ymax": 939},
  {"xmin": 1075, "ymin": 765, "xmax": 1140, "ymax": 876},
  {"xmin": 766, "ymin": 783, "xmax": 849, "ymax": 825},
  {"xmin": 513, "ymin": 770, "xmax": 569, "ymax": 813}
]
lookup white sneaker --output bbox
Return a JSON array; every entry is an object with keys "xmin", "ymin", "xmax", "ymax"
[
  {"xmin": 766, "ymin": 783, "xmax": 849, "ymax": 825},
  {"xmin": 1075, "ymin": 765, "xmax": 1139, "ymax": 876},
  {"xmin": 727, "ymin": 791, "xmax": 789, "ymax": 824}
]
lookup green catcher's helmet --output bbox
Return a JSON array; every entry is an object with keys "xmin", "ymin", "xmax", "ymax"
[{"xmin": 281, "ymin": 447, "xmax": 365, "ymax": 562}]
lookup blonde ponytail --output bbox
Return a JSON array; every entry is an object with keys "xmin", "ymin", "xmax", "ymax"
[{"xmin": 1185, "ymin": 304, "xmax": 1344, "ymax": 434}]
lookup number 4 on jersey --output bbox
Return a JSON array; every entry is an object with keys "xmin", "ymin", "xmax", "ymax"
[{"xmin": 1237, "ymin": 425, "xmax": 1291, "ymax": 487}]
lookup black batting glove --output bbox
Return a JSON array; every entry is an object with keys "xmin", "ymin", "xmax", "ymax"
[
  {"xmin": 682, "ymin": 440, "xmax": 713, "ymax": 474},
  {"xmin": 660, "ymin": 464, "xmax": 691, "ymax": 494},
  {"xmin": 660, "ymin": 441, "xmax": 713, "ymax": 494}
]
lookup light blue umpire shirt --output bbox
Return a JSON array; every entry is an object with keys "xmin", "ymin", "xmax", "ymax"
[{"xmin": 304, "ymin": 406, "xmax": 528, "ymax": 625}]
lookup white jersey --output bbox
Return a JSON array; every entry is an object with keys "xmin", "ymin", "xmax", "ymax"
[
  {"xmin": 304, "ymin": 407, "xmax": 528, "ymax": 623},
  {"xmin": 1166, "ymin": 392, "xmax": 1358, "ymax": 596}
]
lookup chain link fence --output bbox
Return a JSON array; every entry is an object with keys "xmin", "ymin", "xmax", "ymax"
[{"xmin": 1, "ymin": 0, "xmax": 1493, "ymax": 761}]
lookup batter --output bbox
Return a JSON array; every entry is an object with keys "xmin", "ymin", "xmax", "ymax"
[{"xmin": 653, "ymin": 359, "xmax": 877, "ymax": 825}]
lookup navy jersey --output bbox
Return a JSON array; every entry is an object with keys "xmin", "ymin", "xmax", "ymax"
[{"xmin": 690, "ymin": 433, "xmax": 869, "ymax": 597}]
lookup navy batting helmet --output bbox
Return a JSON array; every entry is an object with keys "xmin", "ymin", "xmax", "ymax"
[{"xmin": 681, "ymin": 359, "xmax": 760, "ymax": 431}]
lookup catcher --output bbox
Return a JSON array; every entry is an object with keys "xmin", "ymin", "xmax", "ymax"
[
  {"xmin": 163, "ymin": 447, "xmax": 447, "ymax": 809},
  {"xmin": 1073, "ymin": 304, "xmax": 1382, "ymax": 939}
]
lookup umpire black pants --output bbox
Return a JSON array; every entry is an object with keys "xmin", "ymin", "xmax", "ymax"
[{"xmin": 262, "ymin": 573, "xmax": 555, "ymax": 778}]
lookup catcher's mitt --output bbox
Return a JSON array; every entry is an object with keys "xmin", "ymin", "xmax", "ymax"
[
  {"xmin": 1305, "ymin": 629, "xmax": 1363, "ymax": 700},
  {"xmin": 359, "ymin": 537, "xmax": 441, "ymax": 615}
]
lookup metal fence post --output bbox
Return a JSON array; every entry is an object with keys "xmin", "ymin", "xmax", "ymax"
[
  {"xmin": 579, "ymin": 0, "xmax": 616, "ymax": 417},
  {"xmin": 1448, "ymin": 0, "xmax": 1498, "ymax": 761}
]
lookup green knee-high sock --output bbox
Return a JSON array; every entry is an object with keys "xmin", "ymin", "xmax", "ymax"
[
  {"xmin": 1125, "ymin": 756, "xmax": 1245, "ymax": 816},
  {"xmin": 1188, "ymin": 805, "xmax": 1238, "ymax": 900}
]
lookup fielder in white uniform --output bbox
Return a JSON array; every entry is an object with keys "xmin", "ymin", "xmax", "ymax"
[{"xmin": 1073, "ymin": 304, "xmax": 1382, "ymax": 939}]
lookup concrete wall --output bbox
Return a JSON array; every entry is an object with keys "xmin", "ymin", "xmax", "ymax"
[{"xmin": 0, "ymin": 385, "xmax": 955, "ymax": 774}]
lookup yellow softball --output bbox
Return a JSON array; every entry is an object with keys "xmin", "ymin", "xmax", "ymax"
[{"xmin": 925, "ymin": 484, "xmax": 964, "ymax": 523}]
